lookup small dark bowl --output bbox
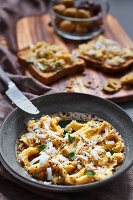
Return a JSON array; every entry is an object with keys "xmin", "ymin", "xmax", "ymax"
[{"xmin": 0, "ymin": 93, "xmax": 133, "ymax": 193}]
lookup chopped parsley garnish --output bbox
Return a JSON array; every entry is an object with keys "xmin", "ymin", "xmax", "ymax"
[
  {"xmin": 68, "ymin": 152, "xmax": 75, "ymax": 160},
  {"xmin": 86, "ymin": 171, "xmax": 96, "ymax": 176},
  {"xmin": 38, "ymin": 144, "xmax": 47, "ymax": 152},
  {"xmin": 68, "ymin": 134, "xmax": 75, "ymax": 143},
  {"xmin": 106, "ymin": 149, "xmax": 114, "ymax": 155}
]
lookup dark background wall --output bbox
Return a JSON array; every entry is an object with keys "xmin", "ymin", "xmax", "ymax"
[{"xmin": 109, "ymin": 0, "xmax": 133, "ymax": 39}]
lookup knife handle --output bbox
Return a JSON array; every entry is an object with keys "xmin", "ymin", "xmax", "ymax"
[{"xmin": 0, "ymin": 66, "xmax": 15, "ymax": 87}]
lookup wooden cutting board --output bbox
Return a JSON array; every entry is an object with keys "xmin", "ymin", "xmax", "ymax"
[{"xmin": 16, "ymin": 14, "xmax": 133, "ymax": 102}]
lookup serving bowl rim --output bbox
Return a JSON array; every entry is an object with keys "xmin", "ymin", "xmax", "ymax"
[{"xmin": 0, "ymin": 92, "xmax": 133, "ymax": 192}]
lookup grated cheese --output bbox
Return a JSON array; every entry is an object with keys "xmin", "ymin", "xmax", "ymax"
[
  {"xmin": 51, "ymin": 158, "xmax": 61, "ymax": 166},
  {"xmin": 39, "ymin": 153, "xmax": 50, "ymax": 166},
  {"xmin": 106, "ymin": 152, "xmax": 111, "ymax": 157},
  {"xmin": 94, "ymin": 146, "xmax": 103, "ymax": 153},
  {"xmin": 105, "ymin": 141, "xmax": 115, "ymax": 145},
  {"xmin": 36, "ymin": 133, "xmax": 45, "ymax": 139},
  {"xmin": 77, "ymin": 164, "xmax": 82, "ymax": 169},
  {"xmin": 26, "ymin": 133, "xmax": 34, "ymax": 139},
  {"xmin": 76, "ymin": 155, "xmax": 88, "ymax": 161},
  {"xmin": 47, "ymin": 130, "xmax": 63, "ymax": 140},
  {"xmin": 45, "ymin": 147, "xmax": 56, "ymax": 155},
  {"xmin": 46, "ymin": 141, "xmax": 53, "ymax": 148},
  {"xmin": 104, "ymin": 128, "xmax": 108, "ymax": 136},
  {"xmin": 86, "ymin": 163, "xmax": 96, "ymax": 170},
  {"xmin": 47, "ymin": 167, "xmax": 52, "ymax": 181},
  {"xmin": 91, "ymin": 150, "xmax": 99, "ymax": 160},
  {"xmin": 30, "ymin": 156, "xmax": 41, "ymax": 165},
  {"xmin": 58, "ymin": 155, "xmax": 69, "ymax": 163},
  {"xmin": 30, "ymin": 152, "xmax": 49, "ymax": 165},
  {"xmin": 33, "ymin": 125, "xmax": 39, "ymax": 130},
  {"xmin": 63, "ymin": 133, "xmax": 69, "ymax": 141}
]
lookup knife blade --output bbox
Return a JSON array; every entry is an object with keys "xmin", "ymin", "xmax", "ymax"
[
  {"xmin": 0, "ymin": 66, "xmax": 39, "ymax": 114},
  {"xmin": 6, "ymin": 82, "xmax": 39, "ymax": 114}
]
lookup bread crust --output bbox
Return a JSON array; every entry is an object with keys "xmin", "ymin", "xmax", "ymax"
[
  {"xmin": 18, "ymin": 47, "xmax": 85, "ymax": 85},
  {"xmin": 79, "ymin": 55, "xmax": 133, "ymax": 73}
]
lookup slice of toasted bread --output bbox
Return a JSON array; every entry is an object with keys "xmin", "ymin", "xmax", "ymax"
[
  {"xmin": 73, "ymin": 36, "xmax": 133, "ymax": 73},
  {"xmin": 18, "ymin": 47, "xmax": 85, "ymax": 85},
  {"xmin": 79, "ymin": 55, "xmax": 133, "ymax": 73}
]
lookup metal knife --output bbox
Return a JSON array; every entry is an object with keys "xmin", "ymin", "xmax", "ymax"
[{"xmin": 0, "ymin": 66, "xmax": 39, "ymax": 114}]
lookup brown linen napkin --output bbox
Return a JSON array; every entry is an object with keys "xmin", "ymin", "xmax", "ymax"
[
  {"xmin": 0, "ymin": 45, "xmax": 58, "ymax": 199},
  {"xmin": 0, "ymin": 0, "xmax": 49, "ymax": 52},
  {"xmin": 0, "ymin": 46, "xmax": 52, "ymax": 123}
]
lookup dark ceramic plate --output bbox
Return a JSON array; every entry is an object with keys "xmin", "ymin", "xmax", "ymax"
[{"xmin": 0, "ymin": 92, "xmax": 133, "ymax": 193}]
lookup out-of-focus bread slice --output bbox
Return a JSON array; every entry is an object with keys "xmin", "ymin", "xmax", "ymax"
[
  {"xmin": 18, "ymin": 47, "xmax": 85, "ymax": 85},
  {"xmin": 80, "ymin": 55, "xmax": 133, "ymax": 73},
  {"xmin": 73, "ymin": 36, "xmax": 133, "ymax": 73}
]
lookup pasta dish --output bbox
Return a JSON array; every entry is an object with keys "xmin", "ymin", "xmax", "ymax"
[{"xmin": 16, "ymin": 114, "xmax": 125, "ymax": 185}]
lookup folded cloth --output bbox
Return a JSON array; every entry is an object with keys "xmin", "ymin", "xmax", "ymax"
[
  {"xmin": 0, "ymin": 46, "xmax": 52, "ymax": 123},
  {"xmin": 0, "ymin": 45, "xmax": 57, "ymax": 199},
  {"xmin": 0, "ymin": 0, "xmax": 49, "ymax": 52}
]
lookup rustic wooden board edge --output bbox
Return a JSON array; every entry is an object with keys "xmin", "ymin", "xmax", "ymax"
[{"xmin": 16, "ymin": 13, "xmax": 133, "ymax": 50}]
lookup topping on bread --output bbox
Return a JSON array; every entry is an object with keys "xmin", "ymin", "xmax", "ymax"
[
  {"xmin": 73, "ymin": 36, "xmax": 133, "ymax": 73},
  {"xmin": 18, "ymin": 41, "xmax": 85, "ymax": 85}
]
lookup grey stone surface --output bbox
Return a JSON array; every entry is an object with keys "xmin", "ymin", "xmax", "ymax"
[
  {"xmin": 109, "ymin": 0, "xmax": 133, "ymax": 40},
  {"xmin": 120, "ymin": 101, "xmax": 133, "ymax": 119}
]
